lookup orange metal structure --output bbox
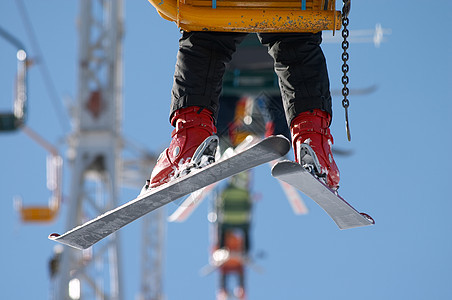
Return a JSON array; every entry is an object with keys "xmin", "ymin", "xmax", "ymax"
[{"xmin": 147, "ymin": 0, "xmax": 342, "ymax": 32}]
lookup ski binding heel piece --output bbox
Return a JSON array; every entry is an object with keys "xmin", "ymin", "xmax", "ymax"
[
  {"xmin": 298, "ymin": 143, "xmax": 324, "ymax": 176},
  {"xmin": 176, "ymin": 135, "xmax": 219, "ymax": 178},
  {"xmin": 191, "ymin": 135, "xmax": 219, "ymax": 168}
]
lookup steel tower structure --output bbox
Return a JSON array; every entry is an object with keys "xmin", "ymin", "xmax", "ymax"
[
  {"xmin": 52, "ymin": 1, "xmax": 165, "ymax": 299},
  {"xmin": 137, "ymin": 209, "xmax": 165, "ymax": 300},
  {"xmin": 54, "ymin": 0, "xmax": 124, "ymax": 299}
]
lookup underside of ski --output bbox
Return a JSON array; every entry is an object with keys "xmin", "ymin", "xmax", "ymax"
[
  {"xmin": 49, "ymin": 135, "xmax": 290, "ymax": 249},
  {"xmin": 271, "ymin": 160, "xmax": 374, "ymax": 229}
]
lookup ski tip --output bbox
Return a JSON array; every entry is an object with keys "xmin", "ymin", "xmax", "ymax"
[
  {"xmin": 48, "ymin": 233, "xmax": 61, "ymax": 240},
  {"xmin": 271, "ymin": 160, "xmax": 298, "ymax": 176},
  {"xmin": 48, "ymin": 233, "xmax": 87, "ymax": 250},
  {"xmin": 272, "ymin": 135, "xmax": 291, "ymax": 152},
  {"xmin": 273, "ymin": 134, "xmax": 290, "ymax": 142},
  {"xmin": 359, "ymin": 213, "xmax": 375, "ymax": 225},
  {"xmin": 167, "ymin": 215, "xmax": 179, "ymax": 223}
]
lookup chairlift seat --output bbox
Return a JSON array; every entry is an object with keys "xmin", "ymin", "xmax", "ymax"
[{"xmin": 147, "ymin": 0, "xmax": 342, "ymax": 32}]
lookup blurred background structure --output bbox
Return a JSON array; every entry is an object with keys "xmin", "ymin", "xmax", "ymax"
[{"xmin": 2, "ymin": 1, "xmax": 452, "ymax": 300}]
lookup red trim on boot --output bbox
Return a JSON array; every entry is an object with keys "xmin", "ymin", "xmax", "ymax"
[
  {"xmin": 150, "ymin": 106, "xmax": 216, "ymax": 188},
  {"xmin": 291, "ymin": 109, "xmax": 340, "ymax": 189}
]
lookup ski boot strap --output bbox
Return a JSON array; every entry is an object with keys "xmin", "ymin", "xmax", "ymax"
[
  {"xmin": 171, "ymin": 106, "xmax": 216, "ymax": 136},
  {"xmin": 291, "ymin": 109, "xmax": 333, "ymax": 141}
]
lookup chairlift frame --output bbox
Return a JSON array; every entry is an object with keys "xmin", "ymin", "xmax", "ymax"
[{"xmin": 0, "ymin": 27, "xmax": 28, "ymax": 131}]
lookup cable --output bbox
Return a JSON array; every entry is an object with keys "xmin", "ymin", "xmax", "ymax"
[{"xmin": 0, "ymin": 26, "xmax": 26, "ymax": 50}]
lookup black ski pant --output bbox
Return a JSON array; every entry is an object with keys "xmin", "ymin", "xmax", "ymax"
[{"xmin": 170, "ymin": 31, "xmax": 332, "ymax": 127}]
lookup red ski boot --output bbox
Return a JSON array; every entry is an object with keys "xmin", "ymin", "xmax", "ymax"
[
  {"xmin": 149, "ymin": 106, "xmax": 218, "ymax": 188},
  {"xmin": 290, "ymin": 109, "xmax": 340, "ymax": 189}
]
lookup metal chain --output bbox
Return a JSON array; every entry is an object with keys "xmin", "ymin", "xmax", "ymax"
[{"xmin": 341, "ymin": 0, "xmax": 351, "ymax": 141}]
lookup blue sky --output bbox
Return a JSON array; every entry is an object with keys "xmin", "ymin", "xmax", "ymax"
[{"xmin": 1, "ymin": 1, "xmax": 452, "ymax": 299}]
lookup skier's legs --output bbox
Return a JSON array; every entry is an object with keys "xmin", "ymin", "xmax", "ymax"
[
  {"xmin": 218, "ymin": 224, "xmax": 227, "ymax": 249},
  {"xmin": 170, "ymin": 31, "xmax": 248, "ymax": 122},
  {"xmin": 258, "ymin": 32, "xmax": 332, "ymax": 125},
  {"xmin": 241, "ymin": 225, "xmax": 251, "ymax": 254},
  {"xmin": 218, "ymin": 272, "xmax": 228, "ymax": 300},
  {"xmin": 149, "ymin": 31, "xmax": 247, "ymax": 187},
  {"xmin": 236, "ymin": 270, "xmax": 246, "ymax": 299},
  {"xmin": 217, "ymin": 95, "xmax": 241, "ymax": 153},
  {"xmin": 263, "ymin": 93, "xmax": 291, "ymax": 140},
  {"xmin": 258, "ymin": 32, "xmax": 339, "ymax": 188}
]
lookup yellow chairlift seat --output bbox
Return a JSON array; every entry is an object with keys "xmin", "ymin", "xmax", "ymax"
[
  {"xmin": 16, "ymin": 127, "xmax": 63, "ymax": 223},
  {"xmin": 148, "ymin": 0, "xmax": 342, "ymax": 32},
  {"xmin": 18, "ymin": 154, "xmax": 62, "ymax": 223},
  {"xmin": 20, "ymin": 202, "xmax": 59, "ymax": 223}
]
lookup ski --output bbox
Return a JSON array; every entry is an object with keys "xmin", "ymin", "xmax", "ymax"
[
  {"xmin": 271, "ymin": 160, "xmax": 374, "ymax": 229},
  {"xmin": 49, "ymin": 135, "xmax": 290, "ymax": 249}
]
